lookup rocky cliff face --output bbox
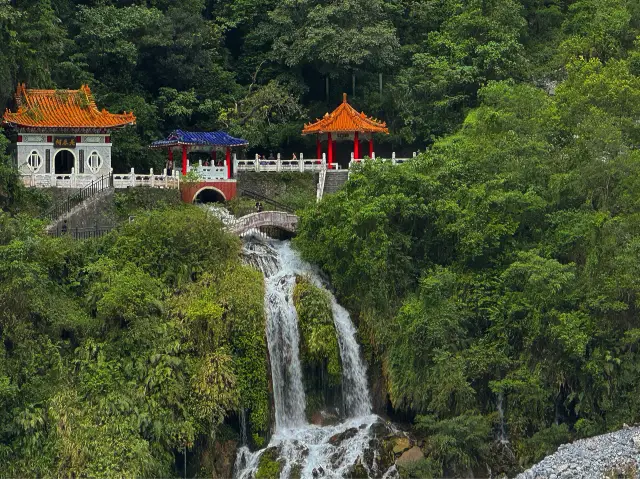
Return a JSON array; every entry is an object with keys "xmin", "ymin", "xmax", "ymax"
[{"xmin": 517, "ymin": 426, "xmax": 640, "ymax": 479}]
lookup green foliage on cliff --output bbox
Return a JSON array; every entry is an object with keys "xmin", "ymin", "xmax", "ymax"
[
  {"xmin": 293, "ymin": 276, "xmax": 342, "ymax": 385},
  {"xmin": 113, "ymin": 188, "xmax": 182, "ymax": 219},
  {"xmin": 0, "ymin": 206, "xmax": 268, "ymax": 477},
  {"xmin": 296, "ymin": 53, "xmax": 640, "ymax": 475},
  {"xmin": 255, "ymin": 447, "xmax": 283, "ymax": 479},
  {"xmin": 293, "ymin": 276, "xmax": 342, "ymax": 419}
]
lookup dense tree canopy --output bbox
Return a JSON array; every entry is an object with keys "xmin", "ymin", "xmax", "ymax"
[
  {"xmin": 295, "ymin": 54, "xmax": 640, "ymax": 475},
  {"xmin": 2, "ymin": 0, "xmax": 639, "ymax": 166},
  {"xmin": 2, "ymin": 0, "xmax": 640, "ymax": 476},
  {"xmin": 0, "ymin": 206, "xmax": 269, "ymax": 476}
]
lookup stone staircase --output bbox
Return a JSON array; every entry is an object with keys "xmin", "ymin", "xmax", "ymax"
[{"xmin": 323, "ymin": 170, "xmax": 349, "ymax": 196}]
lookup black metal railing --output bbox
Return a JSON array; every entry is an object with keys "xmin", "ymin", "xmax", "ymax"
[
  {"xmin": 43, "ymin": 173, "xmax": 114, "ymax": 223},
  {"xmin": 238, "ymin": 188, "xmax": 295, "ymax": 213},
  {"xmin": 48, "ymin": 224, "xmax": 115, "ymax": 240}
]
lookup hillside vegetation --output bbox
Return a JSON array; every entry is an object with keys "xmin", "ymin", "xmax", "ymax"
[
  {"xmin": 295, "ymin": 57, "xmax": 640, "ymax": 475},
  {"xmin": 2, "ymin": 0, "xmax": 640, "ymax": 476},
  {"xmin": 0, "ymin": 205, "xmax": 269, "ymax": 476}
]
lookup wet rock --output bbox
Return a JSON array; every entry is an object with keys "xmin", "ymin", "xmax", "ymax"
[
  {"xmin": 395, "ymin": 446, "xmax": 424, "ymax": 468},
  {"xmin": 346, "ymin": 460, "xmax": 368, "ymax": 478},
  {"xmin": 290, "ymin": 463, "xmax": 302, "ymax": 479},
  {"xmin": 310, "ymin": 410, "xmax": 340, "ymax": 427},
  {"xmin": 369, "ymin": 419, "xmax": 393, "ymax": 438},
  {"xmin": 330, "ymin": 449, "xmax": 345, "ymax": 468},
  {"xmin": 391, "ymin": 437, "xmax": 411, "ymax": 455},
  {"xmin": 203, "ymin": 438, "xmax": 237, "ymax": 479},
  {"xmin": 329, "ymin": 427, "xmax": 358, "ymax": 446},
  {"xmin": 255, "ymin": 446, "xmax": 283, "ymax": 479}
]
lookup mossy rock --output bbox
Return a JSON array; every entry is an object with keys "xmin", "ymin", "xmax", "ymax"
[
  {"xmin": 293, "ymin": 276, "xmax": 342, "ymax": 384},
  {"xmin": 255, "ymin": 447, "xmax": 283, "ymax": 479},
  {"xmin": 290, "ymin": 463, "xmax": 303, "ymax": 479},
  {"xmin": 347, "ymin": 461, "xmax": 368, "ymax": 478},
  {"xmin": 391, "ymin": 437, "xmax": 411, "ymax": 455}
]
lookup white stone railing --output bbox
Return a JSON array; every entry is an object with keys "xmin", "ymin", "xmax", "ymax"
[
  {"xmin": 235, "ymin": 153, "xmax": 326, "ymax": 173},
  {"xmin": 111, "ymin": 168, "xmax": 179, "ymax": 189},
  {"xmin": 188, "ymin": 160, "xmax": 229, "ymax": 180},
  {"xmin": 227, "ymin": 211, "xmax": 298, "ymax": 236},
  {"xmin": 22, "ymin": 168, "xmax": 180, "ymax": 189},
  {"xmin": 349, "ymin": 151, "xmax": 417, "ymax": 169}
]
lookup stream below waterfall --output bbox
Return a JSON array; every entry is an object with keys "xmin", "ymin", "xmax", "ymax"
[{"xmin": 236, "ymin": 239, "xmax": 400, "ymax": 479}]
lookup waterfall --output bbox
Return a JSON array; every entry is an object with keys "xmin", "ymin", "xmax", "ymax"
[
  {"xmin": 265, "ymin": 265, "xmax": 307, "ymax": 430},
  {"xmin": 235, "ymin": 239, "xmax": 394, "ymax": 479},
  {"xmin": 497, "ymin": 392, "xmax": 508, "ymax": 444}
]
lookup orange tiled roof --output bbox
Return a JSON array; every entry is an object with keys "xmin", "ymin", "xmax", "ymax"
[
  {"xmin": 2, "ymin": 84, "xmax": 136, "ymax": 129},
  {"xmin": 302, "ymin": 93, "xmax": 389, "ymax": 135}
]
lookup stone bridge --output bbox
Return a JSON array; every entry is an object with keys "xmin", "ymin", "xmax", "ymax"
[{"xmin": 228, "ymin": 211, "xmax": 298, "ymax": 236}]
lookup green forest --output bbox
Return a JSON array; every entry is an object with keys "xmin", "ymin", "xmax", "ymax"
[
  {"xmin": 3, "ymin": 0, "xmax": 640, "ymax": 477},
  {"xmin": 3, "ymin": 0, "xmax": 639, "ymax": 166}
]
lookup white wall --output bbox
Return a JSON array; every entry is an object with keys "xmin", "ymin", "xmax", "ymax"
[{"xmin": 17, "ymin": 133, "xmax": 112, "ymax": 178}]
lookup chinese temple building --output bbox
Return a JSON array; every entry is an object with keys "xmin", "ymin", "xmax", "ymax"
[
  {"xmin": 150, "ymin": 129, "xmax": 248, "ymax": 179},
  {"xmin": 2, "ymin": 84, "xmax": 135, "ymax": 187},
  {"xmin": 302, "ymin": 93, "xmax": 389, "ymax": 168}
]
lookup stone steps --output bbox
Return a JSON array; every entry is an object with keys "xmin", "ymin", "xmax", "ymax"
[{"xmin": 323, "ymin": 170, "xmax": 349, "ymax": 195}]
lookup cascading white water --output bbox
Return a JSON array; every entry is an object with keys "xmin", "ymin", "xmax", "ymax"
[
  {"xmin": 265, "ymin": 268, "xmax": 307, "ymax": 430},
  {"xmin": 236, "ymin": 239, "xmax": 395, "ymax": 479}
]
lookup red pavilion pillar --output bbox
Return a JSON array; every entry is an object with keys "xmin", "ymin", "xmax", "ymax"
[
  {"xmin": 327, "ymin": 132, "xmax": 333, "ymax": 169},
  {"xmin": 316, "ymin": 134, "xmax": 322, "ymax": 160},
  {"xmin": 168, "ymin": 148, "xmax": 173, "ymax": 167},
  {"xmin": 332, "ymin": 137, "xmax": 336, "ymax": 165},
  {"xmin": 181, "ymin": 145, "xmax": 188, "ymax": 175},
  {"xmin": 369, "ymin": 137, "xmax": 374, "ymax": 158},
  {"xmin": 354, "ymin": 131, "xmax": 360, "ymax": 160},
  {"xmin": 226, "ymin": 147, "xmax": 231, "ymax": 179}
]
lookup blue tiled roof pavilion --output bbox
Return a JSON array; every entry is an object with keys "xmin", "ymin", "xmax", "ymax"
[{"xmin": 150, "ymin": 129, "xmax": 248, "ymax": 148}]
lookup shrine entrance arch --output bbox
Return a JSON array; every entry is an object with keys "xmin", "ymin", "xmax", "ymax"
[{"xmin": 54, "ymin": 149, "xmax": 76, "ymax": 174}]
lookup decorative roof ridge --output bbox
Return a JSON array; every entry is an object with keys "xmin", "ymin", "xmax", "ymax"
[
  {"xmin": 3, "ymin": 83, "xmax": 136, "ymax": 129},
  {"xmin": 302, "ymin": 93, "xmax": 388, "ymax": 133}
]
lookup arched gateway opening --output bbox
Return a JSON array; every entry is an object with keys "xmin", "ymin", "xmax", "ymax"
[
  {"xmin": 193, "ymin": 187, "xmax": 226, "ymax": 204},
  {"xmin": 54, "ymin": 149, "xmax": 75, "ymax": 174}
]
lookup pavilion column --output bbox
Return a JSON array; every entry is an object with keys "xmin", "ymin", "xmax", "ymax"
[
  {"xmin": 327, "ymin": 133, "xmax": 333, "ymax": 168},
  {"xmin": 369, "ymin": 137, "xmax": 374, "ymax": 158},
  {"xmin": 354, "ymin": 131, "xmax": 360, "ymax": 160},
  {"xmin": 211, "ymin": 149, "xmax": 216, "ymax": 164},
  {"xmin": 316, "ymin": 134, "xmax": 322, "ymax": 160},
  {"xmin": 226, "ymin": 147, "xmax": 231, "ymax": 179},
  {"xmin": 168, "ymin": 148, "xmax": 173, "ymax": 164},
  {"xmin": 332, "ymin": 137, "xmax": 336, "ymax": 165},
  {"xmin": 181, "ymin": 145, "xmax": 188, "ymax": 175}
]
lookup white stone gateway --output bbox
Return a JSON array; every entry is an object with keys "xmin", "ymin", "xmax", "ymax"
[{"xmin": 2, "ymin": 83, "xmax": 136, "ymax": 188}]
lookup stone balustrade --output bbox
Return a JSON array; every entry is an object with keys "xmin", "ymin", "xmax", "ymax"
[
  {"xmin": 349, "ymin": 151, "xmax": 417, "ymax": 168},
  {"xmin": 228, "ymin": 211, "xmax": 298, "ymax": 236},
  {"xmin": 22, "ymin": 167, "xmax": 180, "ymax": 189},
  {"xmin": 235, "ymin": 153, "xmax": 326, "ymax": 173},
  {"xmin": 20, "ymin": 151, "xmax": 420, "ymax": 189},
  {"xmin": 188, "ymin": 160, "xmax": 229, "ymax": 180}
]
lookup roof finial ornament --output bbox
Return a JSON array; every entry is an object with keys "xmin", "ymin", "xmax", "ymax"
[{"xmin": 343, "ymin": 92, "xmax": 347, "ymax": 103}]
